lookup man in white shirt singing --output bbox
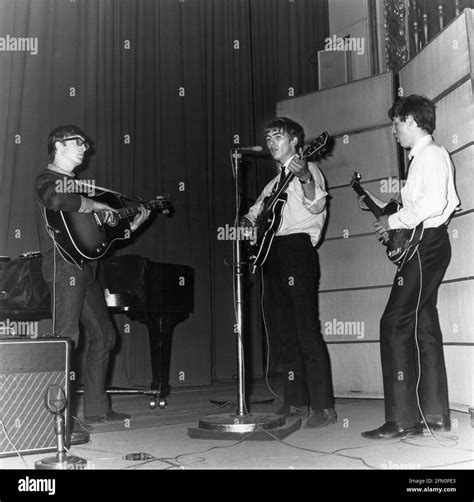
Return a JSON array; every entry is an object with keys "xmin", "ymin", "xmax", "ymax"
[
  {"xmin": 361, "ymin": 95, "xmax": 460, "ymax": 439},
  {"xmin": 242, "ymin": 117, "xmax": 336, "ymax": 428}
]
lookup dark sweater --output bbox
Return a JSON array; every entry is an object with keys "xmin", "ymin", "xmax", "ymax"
[{"xmin": 34, "ymin": 168, "xmax": 84, "ymax": 256}]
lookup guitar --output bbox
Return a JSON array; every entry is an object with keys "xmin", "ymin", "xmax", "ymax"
[
  {"xmin": 44, "ymin": 190, "xmax": 173, "ymax": 268},
  {"xmin": 247, "ymin": 131, "xmax": 330, "ymax": 273},
  {"xmin": 350, "ymin": 172, "xmax": 424, "ymax": 270}
]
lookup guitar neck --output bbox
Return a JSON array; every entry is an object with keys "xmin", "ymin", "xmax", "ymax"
[
  {"xmin": 351, "ymin": 182, "xmax": 384, "ymax": 219},
  {"xmin": 116, "ymin": 201, "xmax": 157, "ymax": 220}
]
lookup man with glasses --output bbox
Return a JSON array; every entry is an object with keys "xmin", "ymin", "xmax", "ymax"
[{"xmin": 34, "ymin": 125, "xmax": 150, "ymax": 432}]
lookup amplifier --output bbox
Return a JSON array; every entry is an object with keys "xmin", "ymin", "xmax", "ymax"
[{"xmin": 0, "ymin": 338, "xmax": 71, "ymax": 457}]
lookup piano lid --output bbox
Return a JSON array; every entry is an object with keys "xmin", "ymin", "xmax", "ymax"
[{"xmin": 98, "ymin": 255, "xmax": 194, "ymax": 314}]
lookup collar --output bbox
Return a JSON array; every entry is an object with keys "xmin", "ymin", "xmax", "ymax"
[
  {"xmin": 47, "ymin": 163, "xmax": 76, "ymax": 177},
  {"xmin": 409, "ymin": 134, "xmax": 433, "ymax": 160}
]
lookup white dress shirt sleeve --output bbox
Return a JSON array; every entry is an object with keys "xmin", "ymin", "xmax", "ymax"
[
  {"xmin": 301, "ymin": 162, "xmax": 328, "ymax": 213},
  {"xmin": 388, "ymin": 146, "xmax": 450, "ymax": 229}
]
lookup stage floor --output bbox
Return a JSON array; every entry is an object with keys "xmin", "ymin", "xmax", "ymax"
[{"xmin": 1, "ymin": 379, "xmax": 473, "ymax": 471}]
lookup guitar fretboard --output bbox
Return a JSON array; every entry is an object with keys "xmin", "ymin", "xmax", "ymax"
[
  {"xmin": 116, "ymin": 201, "xmax": 168, "ymax": 221},
  {"xmin": 351, "ymin": 181, "xmax": 384, "ymax": 219},
  {"xmin": 118, "ymin": 205, "xmax": 144, "ymax": 220}
]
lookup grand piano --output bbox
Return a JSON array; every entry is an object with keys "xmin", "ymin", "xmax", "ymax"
[
  {"xmin": 0, "ymin": 253, "xmax": 194, "ymax": 409},
  {"xmin": 98, "ymin": 254, "xmax": 194, "ymax": 408}
]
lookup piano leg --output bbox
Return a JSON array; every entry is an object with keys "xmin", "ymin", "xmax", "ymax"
[{"xmin": 146, "ymin": 315, "xmax": 173, "ymax": 409}]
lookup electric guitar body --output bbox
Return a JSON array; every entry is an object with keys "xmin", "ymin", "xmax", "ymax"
[
  {"xmin": 351, "ymin": 172, "xmax": 424, "ymax": 270},
  {"xmin": 250, "ymin": 192, "xmax": 288, "ymax": 272}
]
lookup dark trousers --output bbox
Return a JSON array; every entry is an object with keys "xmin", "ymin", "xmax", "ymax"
[
  {"xmin": 381, "ymin": 225, "xmax": 451, "ymax": 426},
  {"xmin": 263, "ymin": 234, "xmax": 334, "ymax": 411},
  {"xmin": 42, "ymin": 251, "xmax": 116, "ymax": 417}
]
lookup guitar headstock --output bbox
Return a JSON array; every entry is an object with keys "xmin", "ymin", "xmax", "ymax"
[
  {"xmin": 148, "ymin": 195, "xmax": 174, "ymax": 216},
  {"xmin": 302, "ymin": 131, "xmax": 330, "ymax": 162}
]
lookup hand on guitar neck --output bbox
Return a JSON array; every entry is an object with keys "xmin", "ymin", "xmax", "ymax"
[
  {"xmin": 130, "ymin": 206, "xmax": 151, "ymax": 232},
  {"xmin": 91, "ymin": 200, "xmax": 150, "ymax": 231},
  {"xmin": 358, "ymin": 189, "xmax": 387, "ymax": 212},
  {"xmin": 358, "ymin": 191, "xmax": 391, "ymax": 241},
  {"xmin": 358, "ymin": 190, "xmax": 398, "ymax": 241}
]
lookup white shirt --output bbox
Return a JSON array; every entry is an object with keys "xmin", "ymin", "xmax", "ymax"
[
  {"xmin": 245, "ymin": 159, "xmax": 328, "ymax": 246},
  {"xmin": 388, "ymin": 135, "xmax": 460, "ymax": 230}
]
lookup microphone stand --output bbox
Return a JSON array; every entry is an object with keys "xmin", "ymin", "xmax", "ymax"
[
  {"xmin": 233, "ymin": 149, "xmax": 246, "ymax": 418},
  {"xmin": 186, "ymin": 149, "xmax": 301, "ymax": 440}
]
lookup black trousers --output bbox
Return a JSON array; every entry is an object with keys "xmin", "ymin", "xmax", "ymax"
[
  {"xmin": 262, "ymin": 234, "xmax": 334, "ymax": 411},
  {"xmin": 381, "ymin": 225, "xmax": 451, "ymax": 426}
]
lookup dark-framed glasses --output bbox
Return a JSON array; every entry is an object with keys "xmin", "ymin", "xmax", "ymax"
[{"xmin": 62, "ymin": 136, "xmax": 90, "ymax": 150}]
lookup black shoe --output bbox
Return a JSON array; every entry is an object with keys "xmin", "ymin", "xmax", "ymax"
[
  {"xmin": 84, "ymin": 410, "xmax": 131, "ymax": 424},
  {"xmin": 276, "ymin": 403, "xmax": 309, "ymax": 418},
  {"xmin": 69, "ymin": 430, "xmax": 90, "ymax": 446},
  {"xmin": 361, "ymin": 421, "xmax": 423, "ymax": 439},
  {"xmin": 421, "ymin": 416, "xmax": 451, "ymax": 432},
  {"xmin": 303, "ymin": 408, "xmax": 337, "ymax": 428}
]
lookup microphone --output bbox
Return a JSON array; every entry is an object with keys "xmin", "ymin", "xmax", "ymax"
[{"xmin": 231, "ymin": 145, "xmax": 263, "ymax": 152}]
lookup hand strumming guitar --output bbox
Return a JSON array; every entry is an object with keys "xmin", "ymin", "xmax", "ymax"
[
  {"xmin": 374, "ymin": 214, "xmax": 391, "ymax": 241},
  {"xmin": 240, "ymin": 216, "xmax": 253, "ymax": 228},
  {"xmin": 240, "ymin": 216, "xmax": 257, "ymax": 244},
  {"xmin": 92, "ymin": 200, "xmax": 118, "ymax": 224}
]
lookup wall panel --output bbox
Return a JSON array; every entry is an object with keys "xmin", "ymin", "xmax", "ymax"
[
  {"xmin": 319, "ymin": 126, "xmax": 398, "ymax": 187},
  {"xmin": 438, "ymin": 280, "xmax": 474, "ymax": 344},
  {"xmin": 434, "ymin": 81, "xmax": 474, "ymax": 152},
  {"xmin": 320, "ymin": 288, "xmax": 391, "ymax": 342},
  {"xmin": 451, "ymin": 146, "xmax": 474, "ymax": 212},
  {"xmin": 444, "ymin": 213, "xmax": 474, "ymax": 281},
  {"xmin": 327, "ymin": 343, "xmax": 383, "ymax": 398},
  {"xmin": 319, "ymin": 237, "xmax": 401, "ymax": 290},
  {"xmin": 445, "ymin": 346, "xmax": 474, "ymax": 410},
  {"xmin": 398, "ymin": 12, "xmax": 471, "ymax": 99},
  {"xmin": 326, "ymin": 180, "xmax": 398, "ymax": 239},
  {"xmin": 277, "ymin": 72, "xmax": 394, "ymax": 138}
]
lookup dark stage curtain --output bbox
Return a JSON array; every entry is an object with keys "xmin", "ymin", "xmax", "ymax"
[{"xmin": 0, "ymin": 0, "xmax": 328, "ymax": 387}]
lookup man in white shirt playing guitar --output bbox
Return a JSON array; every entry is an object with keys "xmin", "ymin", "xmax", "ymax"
[
  {"xmin": 242, "ymin": 117, "xmax": 336, "ymax": 429},
  {"xmin": 361, "ymin": 95, "xmax": 460, "ymax": 439}
]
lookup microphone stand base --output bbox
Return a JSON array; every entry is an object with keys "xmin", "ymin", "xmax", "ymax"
[
  {"xmin": 187, "ymin": 412, "xmax": 301, "ymax": 440},
  {"xmin": 35, "ymin": 454, "xmax": 88, "ymax": 470}
]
